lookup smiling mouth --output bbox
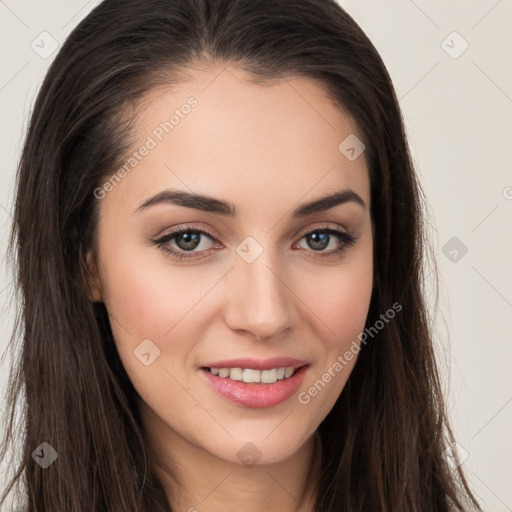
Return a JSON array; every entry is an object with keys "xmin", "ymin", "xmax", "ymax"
[
  {"xmin": 201, "ymin": 366, "xmax": 304, "ymax": 384},
  {"xmin": 199, "ymin": 364, "xmax": 310, "ymax": 408}
]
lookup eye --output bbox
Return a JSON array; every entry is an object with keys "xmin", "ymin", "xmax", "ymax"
[
  {"xmin": 294, "ymin": 226, "xmax": 358, "ymax": 260},
  {"xmin": 151, "ymin": 225, "xmax": 358, "ymax": 261},
  {"xmin": 152, "ymin": 227, "xmax": 220, "ymax": 261}
]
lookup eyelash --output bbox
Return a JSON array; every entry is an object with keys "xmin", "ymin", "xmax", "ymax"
[{"xmin": 152, "ymin": 225, "xmax": 358, "ymax": 261}]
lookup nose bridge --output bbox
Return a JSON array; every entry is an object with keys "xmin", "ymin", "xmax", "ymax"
[{"xmin": 226, "ymin": 237, "xmax": 294, "ymax": 339}]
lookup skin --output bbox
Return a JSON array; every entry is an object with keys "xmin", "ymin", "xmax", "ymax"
[{"xmin": 87, "ymin": 62, "xmax": 373, "ymax": 512}]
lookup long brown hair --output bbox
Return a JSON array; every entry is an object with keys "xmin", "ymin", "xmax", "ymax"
[{"xmin": 1, "ymin": 0, "xmax": 482, "ymax": 510}]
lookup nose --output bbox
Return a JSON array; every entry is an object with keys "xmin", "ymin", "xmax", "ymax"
[{"xmin": 224, "ymin": 246, "xmax": 297, "ymax": 341}]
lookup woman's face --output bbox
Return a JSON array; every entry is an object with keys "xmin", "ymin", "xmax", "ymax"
[{"xmin": 88, "ymin": 63, "xmax": 373, "ymax": 467}]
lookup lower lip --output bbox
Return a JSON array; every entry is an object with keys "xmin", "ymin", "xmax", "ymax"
[{"xmin": 199, "ymin": 365, "xmax": 309, "ymax": 408}]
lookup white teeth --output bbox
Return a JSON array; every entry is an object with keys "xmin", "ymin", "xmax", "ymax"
[
  {"xmin": 243, "ymin": 369, "xmax": 261, "ymax": 383},
  {"xmin": 208, "ymin": 366, "xmax": 297, "ymax": 383},
  {"xmin": 261, "ymin": 369, "xmax": 277, "ymax": 383},
  {"xmin": 229, "ymin": 368, "xmax": 243, "ymax": 380}
]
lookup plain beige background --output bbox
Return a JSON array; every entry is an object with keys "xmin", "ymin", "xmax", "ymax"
[{"xmin": 1, "ymin": 0, "xmax": 511, "ymax": 510}]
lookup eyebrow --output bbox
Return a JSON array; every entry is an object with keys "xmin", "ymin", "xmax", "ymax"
[{"xmin": 134, "ymin": 188, "xmax": 366, "ymax": 217}]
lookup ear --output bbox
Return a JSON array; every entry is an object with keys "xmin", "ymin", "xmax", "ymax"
[{"xmin": 85, "ymin": 250, "xmax": 103, "ymax": 302}]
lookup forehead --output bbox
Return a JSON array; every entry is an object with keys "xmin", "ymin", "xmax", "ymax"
[{"xmin": 106, "ymin": 63, "xmax": 370, "ymax": 218}]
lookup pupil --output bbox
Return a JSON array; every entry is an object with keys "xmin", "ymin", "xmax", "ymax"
[
  {"xmin": 177, "ymin": 232, "xmax": 200, "ymax": 250},
  {"xmin": 308, "ymin": 232, "xmax": 328, "ymax": 251}
]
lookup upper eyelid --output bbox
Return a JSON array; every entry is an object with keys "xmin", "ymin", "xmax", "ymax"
[{"xmin": 157, "ymin": 222, "xmax": 350, "ymax": 240}]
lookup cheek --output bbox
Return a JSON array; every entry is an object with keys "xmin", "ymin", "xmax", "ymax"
[
  {"xmin": 99, "ymin": 237, "xmax": 214, "ymax": 336},
  {"xmin": 318, "ymin": 272, "xmax": 371, "ymax": 321},
  {"xmin": 99, "ymin": 259, "xmax": 205, "ymax": 400},
  {"xmin": 293, "ymin": 250, "xmax": 373, "ymax": 412},
  {"xmin": 97, "ymin": 241, "xmax": 227, "ymax": 387},
  {"xmin": 295, "ymin": 237, "xmax": 373, "ymax": 349}
]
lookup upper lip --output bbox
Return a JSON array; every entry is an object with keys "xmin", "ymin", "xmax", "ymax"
[{"xmin": 200, "ymin": 357, "xmax": 309, "ymax": 371}]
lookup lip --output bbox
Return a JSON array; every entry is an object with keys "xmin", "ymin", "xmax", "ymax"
[
  {"xmin": 199, "ymin": 364, "xmax": 310, "ymax": 408},
  {"xmin": 200, "ymin": 357, "xmax": 309, "ymax": 371}
]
